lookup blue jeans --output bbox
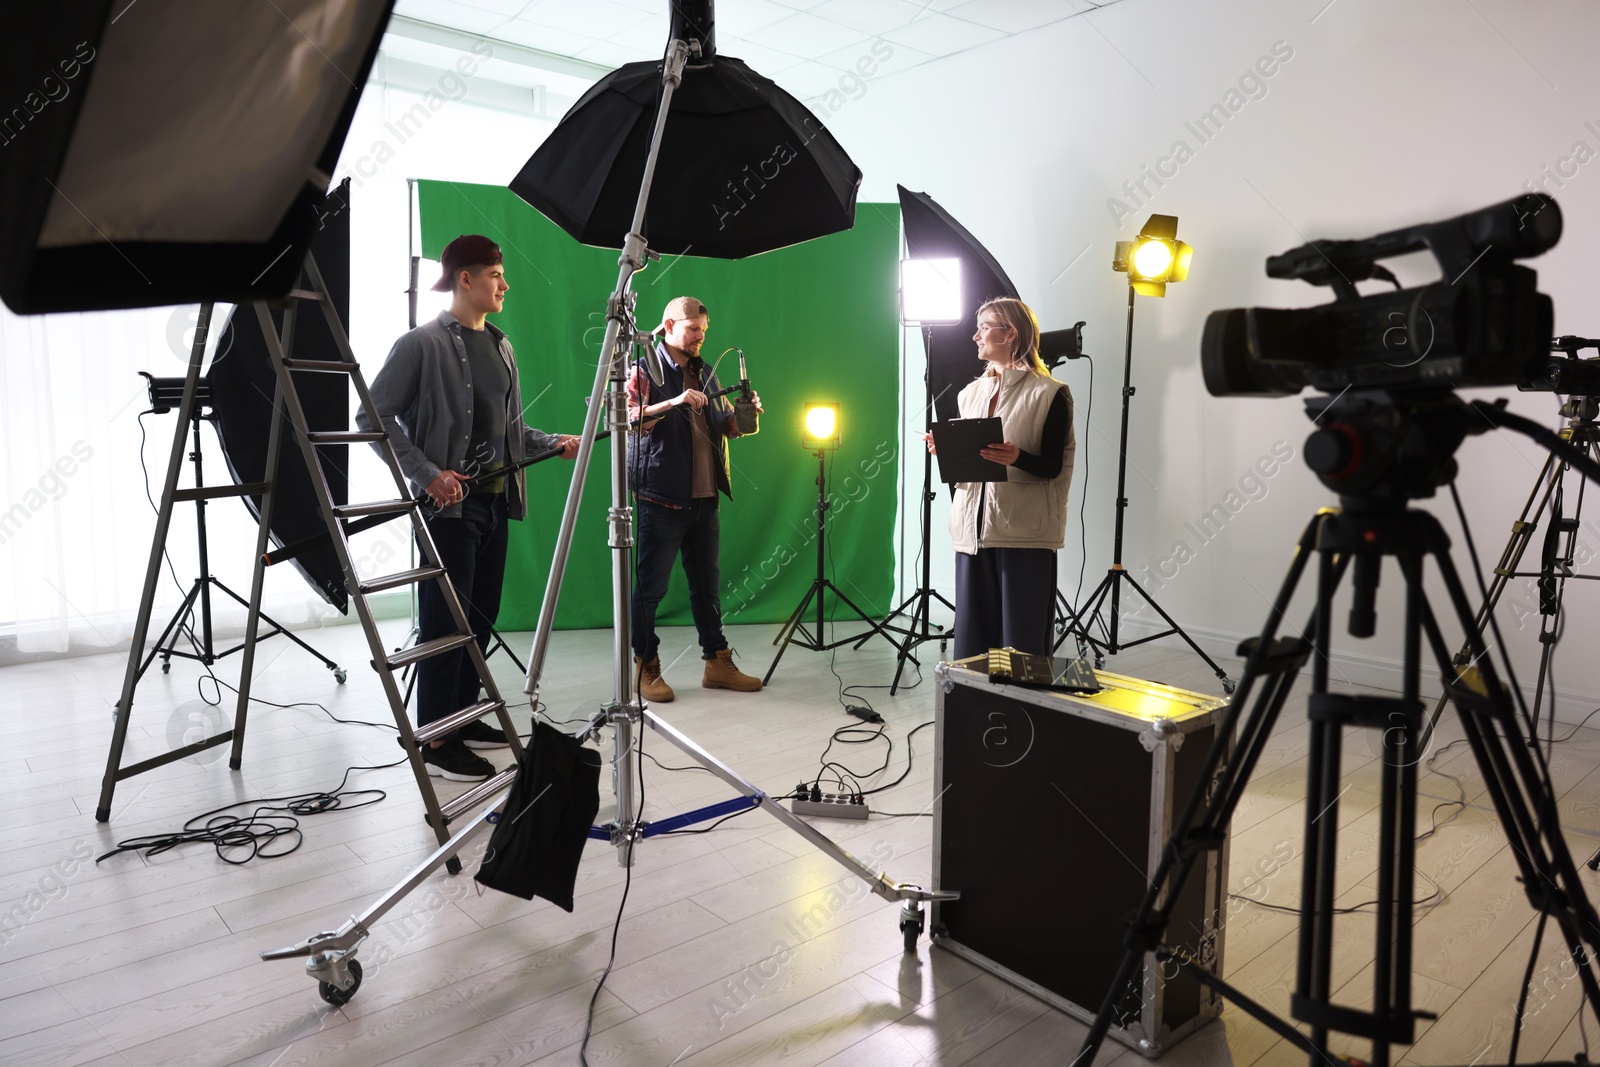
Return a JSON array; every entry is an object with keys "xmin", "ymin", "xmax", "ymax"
[
  {"xmin": 417, "ymin": 492, "xmax": 507, "ymax": 734},
  {"xmin": 631, "ymin": 497, "xmax": 727, "ymax": 661}
]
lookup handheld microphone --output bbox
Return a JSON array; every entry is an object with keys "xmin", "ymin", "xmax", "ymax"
[{"xmin": 732, "ymin": 348, "xmax": 760, "ymax": 435}]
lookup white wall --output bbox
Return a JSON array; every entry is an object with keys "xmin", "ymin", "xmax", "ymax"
[{"xmin": 836, "ymin": 0, "xmax": 1600, "ymax": 721}]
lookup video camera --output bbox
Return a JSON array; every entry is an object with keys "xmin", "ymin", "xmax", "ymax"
[{"xmin": 1201, "ymin": 195, "xmax": 1561, "ymax": 398}]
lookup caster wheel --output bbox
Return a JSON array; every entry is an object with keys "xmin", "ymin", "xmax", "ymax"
[
  {"xmin": 318, "ymin": 959, "xmax": 362, "ymax": 1006},
  {"xmin": 161, "ymin": 661, "xmax": 171, "ymax": 674},
  {"xmin": 1222, "ymin": 677, "xmax": 1237, "ymax": 695},
  {"xmin": 446, "ymin": 856, "xmax": 462, "ymax": 875},
  {"xmin": 334, "ymin": 669, "xmax": 348, "ymax": 684},
  {"xmin": 900, "ymin": 919, "xmax": 922, "ymax": 953}
]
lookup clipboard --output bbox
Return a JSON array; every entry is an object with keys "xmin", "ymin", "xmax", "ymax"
[{"xmin": 932, "ymin": 417, "xmax": 1006, "ymax": 483}]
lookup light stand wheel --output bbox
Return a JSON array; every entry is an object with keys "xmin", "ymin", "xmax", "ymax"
[
  {"xmin": 317, "ymin": 958, "xmax": 362, "ymax": 1006},
  {"xmin": 334, "ymin": 668, "xmax": 348, "ymax": 684},
  {"xmin": 899, "ymin": 899, "xmax": 925, "ymax": 953}
]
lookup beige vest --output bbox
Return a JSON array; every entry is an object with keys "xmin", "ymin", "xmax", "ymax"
[{"xmin": 948, "ymin": 365, "xmax": 1076, "ymax": 554}]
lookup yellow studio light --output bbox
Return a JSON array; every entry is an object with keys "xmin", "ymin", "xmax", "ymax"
[
  {"xmin": 802, "ymin": 403, "xmax": 841, "ymax": 450},
  {"xmin": 1131, "ymin": 237, "xmax": 1174, "ymax": 280},
  {"xmin": 1113, "ymin": 214, "xmax": 1193, "ymax": 298}
]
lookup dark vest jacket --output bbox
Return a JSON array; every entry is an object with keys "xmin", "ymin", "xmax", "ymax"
[{"xmin": 629, "ymin": 345, "xmax": 735, "ymax": 507}]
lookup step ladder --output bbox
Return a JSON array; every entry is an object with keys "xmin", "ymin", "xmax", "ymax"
[{"xmin": 98, "ymin": 253, "xmax": 522, "ymax": 868}]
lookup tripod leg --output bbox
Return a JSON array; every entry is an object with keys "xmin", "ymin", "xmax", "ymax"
[
  {"xmin": 230, "ymin": 373, "xmax": 288, "ymax": 770},
  {"xmin": 1117, "ymin": 572, "xmax": 1235, "ymax": 689},
  {"xmin": 763, "ymin": 583, "xmax": 820, "ymax": 686},
  {"xmin": 1412, "ymin": 525, "xmax": 1600, "ymax": 1030},
  {"xmin": 486, "ymin": 626, "xmax": 527, "ymax": 674},
  {"xmin": 1419, "ymin": 447, "xmax": 1561, "ymax": 753},
  {"xmin": 1076, "ymin": 514, "xmax": 1332, "ymax": 1066},
  {"xmin": 1072, "ymin": 570, "xmax": 1117, "ymax": 665}
]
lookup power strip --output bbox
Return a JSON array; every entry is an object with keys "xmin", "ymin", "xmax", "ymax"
[{"xmin": 790, "ymin": 793, "xmax": 868, "ymax": 820}]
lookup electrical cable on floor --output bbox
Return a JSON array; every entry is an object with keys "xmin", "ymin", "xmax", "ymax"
[
  {"xmin": 199, "ymin": 674, "xmax": 399, "ymax": 733},
  {"xmin": 97, "ymin": 643, "xmax": 411, "ymax": 866},
  {"xmin": 658, "ymin": 806, "xmax": 760, "ymax": 836},
  {"xmin": 579, "ymin": 616, "xmax": 649, "ymax": 1066},
  {"xmin": 1580, "ymin": 993, "xmax": 1592, "ymax": 1060},
  {"xmin": 1422, "ymin": 704, "xmax": 1600, "ymax": 754},
  {"xmin": 643, "ymin": 750, "xmax": 715, "ymax": 775},
  {"xmin": 95, "ymin": 758, "xmax": 398, "ymax": 865},
  {"xmin": 1226, "ymin": 864, "xmax": 1444, "ymax": 918},
  {"xmin": 800, "ymin": 719, "xmax": 935, "ymax": 808}
]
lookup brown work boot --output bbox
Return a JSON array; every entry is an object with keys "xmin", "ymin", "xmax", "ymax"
[
  {"xmin": 635, "ymin": 655, "xmax": 674, "ymax": 702},
  {"xmin": 702, "ymin": 648, "xmax": 762, "ymax": 692}
]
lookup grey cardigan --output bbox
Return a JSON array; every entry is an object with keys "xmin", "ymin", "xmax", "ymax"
[{"xmin": 356, "ymin": 311, "xmax": 560, "ymax": 519}]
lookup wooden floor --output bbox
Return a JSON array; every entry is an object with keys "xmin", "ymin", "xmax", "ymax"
[{"xmin": 4, "ymin": 618, "xmax": 1600, "ymax": 1067}]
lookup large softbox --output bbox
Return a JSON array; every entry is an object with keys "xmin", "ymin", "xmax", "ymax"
[
  {"xmin": 206, "ymin": 180, "xmax": 353, "ymax": 612},
  {"xmin": 898, "ymin": 185, "xmax": 1021, "ymax": 424},
  {"xmin": 0, "ymin": 1, "xmax": 394, "ymax": 314}
]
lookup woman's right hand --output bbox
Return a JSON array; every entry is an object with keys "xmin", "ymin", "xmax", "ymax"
[{"xmin": 921, "ymin": 432, "xmax": 936, "ymax": 455}]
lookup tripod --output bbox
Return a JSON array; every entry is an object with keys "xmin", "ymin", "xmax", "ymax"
[
  {"xmin": 854, "ymin": 324, "xmax": 953, "ymax": 692},
  {"xmin": 147, "ymin": 398, "xmax": 343, "ymax": 681},
  {"xmin": 764, "ymin": 445, "xmax": 898, "ymax": 685},
  {"xmin": 1067, "ymin": 285, "xmax": 1233, "ymax": 691},
  {"xmin": 1076, "ymin": 391, "xmax": 1600, "ymax": 1067},
  {"xmin": 1420, "ymin": 392, "xmax": 1600, "ymax": 760}
]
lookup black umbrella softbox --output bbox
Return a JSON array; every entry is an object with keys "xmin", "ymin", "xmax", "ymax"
[{"xmin": 511, "ymin": 53, "xmax": 860, "ymax": 258}]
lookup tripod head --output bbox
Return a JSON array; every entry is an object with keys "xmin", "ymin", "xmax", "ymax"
[{"xmin": 1302, "ymin": 387, "xmax": 1488, "ymax": 505}]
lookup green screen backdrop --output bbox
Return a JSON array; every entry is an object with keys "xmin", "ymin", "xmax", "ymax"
[{"xmin": 416, "ymin": 180, "xmax": 901, "ymax": 633}]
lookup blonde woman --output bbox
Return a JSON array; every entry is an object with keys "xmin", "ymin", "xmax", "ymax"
[{"xmin": 926, "ymin": 297, "xmax": 1076, "ymax": 660}]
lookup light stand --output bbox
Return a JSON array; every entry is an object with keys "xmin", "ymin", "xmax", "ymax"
[
  {"xmin": 765, "ymin": 407, "xmax": 893, "ymax": 685},
  {"xmin": 860, "ymin": 258, "xmax": 960, "ymax": 692},
  {"xmin": 1069, "ymin": 216, "xmax": 1234, "ymax": 692},
  {"xmin": 138, "ymin": 367, "xmax": 344, "ymax": 681}
]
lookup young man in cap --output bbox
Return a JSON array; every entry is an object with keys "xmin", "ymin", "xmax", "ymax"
[
  {"xmin": 359, "ymin": 234, "xmax": 578, "ymax": 781},
  {"xmin": 624, "ymin": 295, "xmax": 763, "ymax": 701}
]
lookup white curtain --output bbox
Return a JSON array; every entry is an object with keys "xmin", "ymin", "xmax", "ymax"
[
  {"xmin": 0, "ymin": 61, "xmax": 567, "ymax": 664},
  {"xmin": 0, "ymin": 303, "xmax": 343, "ymax": 659}
]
